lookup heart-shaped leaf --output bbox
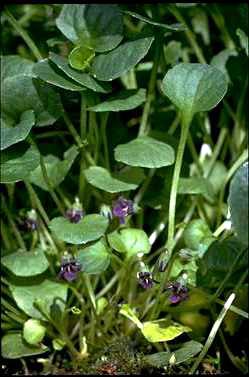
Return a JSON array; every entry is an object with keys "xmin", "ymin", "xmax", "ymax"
[
  {"xmin": 0, "ymin": 144, "xmax": 40, "ymax": 184},
  {"xmin": 228, "ymin": 162, "xmax": 248, "ymax": 246},
  {"xmin": 33, "ymin": 59, "xmax": 86, "ymax": 91},
  {"xmin": 88, "ymin": 89, "xmax": 146, "ymax": 112},
  {"xmin": 56, "ymin": 4, "xmax": 123, "ymax": 52},
  {"xmin": 49, "ymin": 214, "xmax": 108, "ymax": 244},
  {"xmin": 49, "ymin": 52, "xmax": 110, "ymax": 93},
  {"xmin": 77, "ymin": 240, "xmax": 110, "ymax": 274},
  {"xmin": 92, "ymin": 36, "xmax": 154, "ymax": 81},
  {"xmin": 162, "ymin": 63, "xmax": 228, "ymax": 117},
  {"xmin": 108, "ymin": 228, "xmax": 151, "ymax": 258},
  {"xmin": 114, "ymin": 136, "xmax": 175, "ymax": 168},
  {"xmin": 142, "ymin": 320, "xmax": 191, "ymax": 342},
  {"xmin": 29, "ymin": 145, "xmax": 79, "ymax": 191},
  {"xmin": 84, "ymin": 166, "xmax": 138, "ymax": 193},
  {"xmin": 1, "ymin": 248, "xmax": 49, "ymax": 277},
  {"xmin": 1, "ymin": 110, "xmax": 35, "ymax": 151},
  {"xmin": 1, "ymin": 55, "xmax": 34, "ymax": 79},
  {"xmin": 2, "ymin": 333, "xmax": 48, "ymax": 359},
  {"xmin": 9, "ymin": 280, "xmax": 68, "ymax": 320}
]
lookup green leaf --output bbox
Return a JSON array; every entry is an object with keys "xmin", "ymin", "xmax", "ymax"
[
  {"xmin": 88, "ymin": 89, "xmax": 146, "ymax": 112},
  {"xmin": 92, "ymin": 36, "xmax": 154, "ymax": 81},
  {"xmin": 164, "ymin": 41, "xmax": 182, "ymax": 66},
  {"xmin": 107, "ymin": 228, "xmax": 151, "ymax": 258},
  {"xmin": 2, "ymin": 74, "xmax": 61, "ymax": 127},
  {"xmin": 228, "ymin": 162, "xmax": 248, "ymax": 246},
  {"xmin": 29, "ymin": 145, "xmax": 79, "ymax": 191},
  {"xmin": 197, "ymin": 236, "xmax": 248, "ymax": 288},
  {"xmin": 1, "ymin": 55, "xmax": 34, "ymax": 79},
  {"xmin": 33, "ymin": 59, "xmax": 86, "ymax": 91},
  {"xmin": 210, "ymin": 49, "xmax": 237, "ymax": 81},
  {"xmin": 9, "ymin": 279, "xmax": 68, "ymax": 320},
  {"xmin": 49, "ymin": 52, "xmax": 110, "ymax": 93},
  {"xmin": 114, "ymin": 136, "xmax": 175, "ymax": 168},
  {"xmin": 23, "ymin": 319, "xmax": 46, "ymax": 345},
  {"xmin": 69, "ymin": 45, "xmax": 95, "ymax": 71},
  {"xmin": 172, "ymin": 340, "xmax": 203, "ymax": 365},
  {"xmin": 119, "ymin": 304, "xmax": 143, "ymax": 329},
  {"xmin": 202, "ymin": 160, "xmax": 227, "ymax": 195},
  {"xmin": 113, "ymin": 166, "xmax": 146, "ymax": 185},
  {"xmin": 125, "ymin": 11, "xmax": 184, "ymax": 31},
  {"xmin": 183, "ymin": 219, "xmax": 214, "ymax": 255},
  {"xmin": 0, "ymin": 144, "xmax": 40, "ymax": 184},
  {"xmin": 56, "ymin": 4, "xmax": 123, "ymax": 52},
  {"xmin": 49, "ymin": 214, "xmax": 108, "ymax": 245},
  {"xmin": 2, "ymin": 333, "xmax": 48, "ymax": 359},
  {"xmin": 142, "ymin": 320, "xmax": 191, "ymax": 342},
  {"xmin": 145, "ymin": 341, "xmax": 203, "ymax": 367},
  {"xmin": 162, "ymin": 63, "xmax": 228, "ymax": 117},
  {"xmin": 1, "ymin": 248, "xmax": 49, "ymax": 277},
  {"xmin": 1, "ymin": 110, "xmax": 35, "ymax": 151},
  {"xmin": 236, "ymin": 28, "xmax": 248, "ymax": 56},
  {"xmin": 77, "ymin": 240, "xmax": 110, "ymax": 274},
  {"xmin": 84, "ymin": 166, "xmax": 138, "ymax": 193},
  {"xmin": 178, "ymin": 177, "xmax": 215, "ymax": 200}
]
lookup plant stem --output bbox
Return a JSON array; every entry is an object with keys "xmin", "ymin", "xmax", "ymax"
[
  {"xmin": 39, "ymin": 155, "xmax": 65, "ymax": 215},
  {"xmin": 138, "ymin": 33, "xmax": 162, "ymax": 136},
  {"xmin": 79, "ymin": 94, "xmax": 87, "ymax": 201},
  {"xmin": 189, "ymin": 292, "xmax": 236, "ymax": 374},
  {"xmin": 25, "ymin": 182, "xmax": 50, "ymax": 226},
  {"xmin": 3, "ymin": 7, "xmax": 43, "ymax": 61},
  {"xmin": 63, "ymin": 112, "xmax": 82, "ymax": 148},
  {"xmin": 167, "ymin": 113, "xmax": 192, "ymax": 253},
  {"xmin": 100, "ymin": 113, "xmax": 110, "ymax": 170},
  {"xmin": 1, "ymin": 198, "xmax": 27, "ymax": 251}
]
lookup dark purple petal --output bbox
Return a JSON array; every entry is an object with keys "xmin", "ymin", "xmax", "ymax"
[
  {"xmin": 59, "ymin": 258, "xmax": 81, "ymax": 282},
  {"xmin": 169, "ymin": 294, "xmax": 181, "ymax": 304},
  {"xmin": 112, "ymin": 197, "xmax": 134, "ymax": 224},
  {"xmin": 137, "ymin": 272, "xmax": 155, "ymax": 289},
  {"xmin": 65, "ymin": 209, "xmax": 84, "ymax": 223}
]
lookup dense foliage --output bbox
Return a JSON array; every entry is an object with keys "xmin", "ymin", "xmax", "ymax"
[{"xmin": 1, "ymin": 4, "xmax": 248, "ymax": 375}]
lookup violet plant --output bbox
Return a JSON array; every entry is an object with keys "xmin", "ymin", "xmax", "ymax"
[{"xmin": 1, "ymin": 4, "xmax": 248, "ymax": 375}]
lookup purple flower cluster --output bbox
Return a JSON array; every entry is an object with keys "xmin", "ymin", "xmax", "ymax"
[
  {"xmin": 65, "ymin": 208, "xmax": 84, "ymax": 223},
  {"xmin": 112, "ymin": 196, "xmax": 133, "ymax": 224},
  {"xmin": 137, "ymin": 272, "xmax": 157, "ymax": 289},
  {"xmin": 59, "ymin": 257, "xmax": 81, "ymax": 282},
  {"xmin": 166, "ymin": 281, "xmax": 188, "ymax": 304},
  {"xmin": 24, "ymin": 218, "xmax": 38, "ymax": 231}
]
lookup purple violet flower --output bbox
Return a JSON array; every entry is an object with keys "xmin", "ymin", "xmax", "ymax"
[
  {"xmin": 65, "ymin": 208, "xmax": 84, "ymax": 224},
  {"xmin": 24, "ymin": 218, "xmax": 38, "ymax": 231},
  {"xmin": 112, "ymin": 196, "xmax": 133, "ymax": 224},
  {"xmin": 137, "ymin": 272, "xmax": 157, "ymax": 289},
  {"xmin": 59, "ymin": 257, "xmax": 81, "ymax": 282},
  {"xmin": 166, "ymin": 281, "xmax": 189, "ymax": 305}
]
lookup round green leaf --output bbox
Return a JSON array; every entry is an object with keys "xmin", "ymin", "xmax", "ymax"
[
  {"xmin": 108, "ymin": 228, "xmax": 151, "ymax": 258},
  {"xmin": 0, "ymin": 144, "xmax": 40, "ymax": 184},
  {"xmin": 1, "ymin": 110, "xmax": 35, "ymax": 151},
  {"xmin": 49, "ymin": 52, "xmax": 110, "ymax": 93},
  {"xmin": 142, "ymin": 320, "xmax": 191, "ymax": 342},
  {"xmin": 114, "ymin": 136, "xmax": 175, "ymax": 168},
  {"xmin": 9, "ymin": 280, "xmax": 68, "ymax": 320},
  {"xmin": 84, "ymin": 166, "xmax": 138, "ymax": 193},
  {"xmin": 1, "ymin": 55, "xmax": 34, "ymax": 79},
  {"xmin": 1, "ymin": 248, "xmax": 49, "ymax": 277},
  {"xmin": 2, "ymin": 333, "xmax": 48, "ymax": 359},
  {"xmin": 69, "ymin": 45, "xmax": 95, "ymax": 71},
  {"xmin": 56, "ymin": 4, "xmax": 123, "ymax": 52},
  {"xmin": 228, "ymin": 162, "xmax": 248, "ymax": 246},
  {"xmin": 23, "ymin": 319, "xmax": 46, "ymax": 345},
  {"xmin": 29, "ymin": 145, "xmax": 79, "ymax": 191},
  {"xmin": 77, "ymin": 240, "xmax": 110, "ymax": 274},
  {"xmin": 183, "ymin": 219, "xmax": 213, "ymax": 251},
  {"xmin": 161, "ymin": 63, "xmax": 228, "ymax": 117},
  {"xmin": 33, "ymin": 59, "xmax": 86, "ymax": 91},
  {"xmin": 92, "ymin": 36, "xmax": 154, "ymax": 81},
  {"xmin": 49, "ymin": 214, "xmax": 109, "ymax": 244},
  {"xmin": 88, "ymin": 89, "xmax": 146, "ymax": 112},
  {"xmin": 178, "ymin": 177, "xmax": 215, "ymax": 200}
]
